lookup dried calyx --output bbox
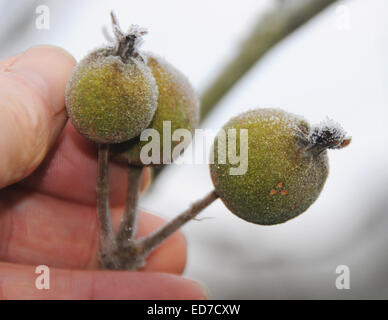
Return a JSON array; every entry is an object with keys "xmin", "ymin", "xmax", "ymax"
[
  {"xmin": 304, "ymin": 118, "xmax": 352, "ymax": 156},
  {"xmin": 109, "ymin": 11, "xmax": 147, "ymax": 62}
]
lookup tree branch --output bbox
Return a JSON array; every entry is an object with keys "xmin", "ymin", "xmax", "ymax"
[{"xmin": 200, "ymin": 0, "xmax": 340, "ymax": 120}]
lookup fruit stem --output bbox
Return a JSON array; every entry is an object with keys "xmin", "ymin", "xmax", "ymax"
[
  {"xmin": 96, "ymin": 143, "xmax": 119, "ymax": 269},
  {"xmin": 117, "ymin": 165, "xmax": 143, "ymax": 244},
  {"xmin": 137, "ymin": 190, "xmax": 219, "ymax": 257}
]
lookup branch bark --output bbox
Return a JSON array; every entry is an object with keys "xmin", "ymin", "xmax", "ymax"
[
  {"xmin": 139, "ymin": 190, "xmax": 219, "ymax": 255},
  {"xmin": 96, "ymin": 144, "xmax": 119, "ymax": 269},
  {"xmin": 117, "ymin": 165, "xmax": 143, "ymax": 244}
]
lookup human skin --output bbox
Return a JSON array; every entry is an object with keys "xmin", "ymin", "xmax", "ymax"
[{"xmin": 0, "ymin": 46, "xmax": 207, "ymax": 300}]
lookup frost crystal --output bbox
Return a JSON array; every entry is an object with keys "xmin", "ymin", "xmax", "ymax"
[
  {"xmin": 308, "ymin": 117, "xmax": 349, "ymax": 150},
  {"xmin": 126, "ymin": 24, "xmax": 148, "ymax": 52}
]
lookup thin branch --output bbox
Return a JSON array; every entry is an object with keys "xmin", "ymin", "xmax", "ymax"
[
  {"xmin": 117, "ymin": 165, "xmax": 143, "ymax": 244},
  {"xmin": 139, "ymin": 190, "xmax": 219, "ymax": 255},
  {"xmin": 150, "ymin": 0, "xmax": 341, "ymax": 184},
  {"xmin": 200, "ymin": 0, "xmax": 340, "ymax": 120},
  {"xmin": 96, "ymin": 144, "xmax": 118, "ymax": 269}
]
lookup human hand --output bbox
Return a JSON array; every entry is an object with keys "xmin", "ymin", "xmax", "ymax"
[{"xmin": 0, "ymin": 46, "xmax": 207, "ymax": 300}]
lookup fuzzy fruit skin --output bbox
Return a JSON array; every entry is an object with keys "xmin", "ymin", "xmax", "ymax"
[
  {"xmin": 112, "ymin": 54, "xmax": 199, "ymax": 166},
  {"xmin": 66, "ymin": 48, "xmax": 158, "ymax": 144},
  {"xmin": 210, "ymin": 108, "xmax": 329, "ymax": 225}
]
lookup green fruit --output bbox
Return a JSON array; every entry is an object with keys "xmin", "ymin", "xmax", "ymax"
[
  {"xmin": 112, "ymin": 54, "xmax": 199, "ymax": 166},
  {"xmin": 210, "ymin": 108, "xmax": 350, "ymax": 225},
  {"xmin": 66, "ymin": 48, "xmax": 158, "ymax": 144}
]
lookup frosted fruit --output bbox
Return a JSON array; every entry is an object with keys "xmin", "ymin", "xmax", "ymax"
[
  {"xmin": 210, "ymin": 108, "xmax": 350, "ymax": 225},
  {"xmin": 66, "ymin": 48, "xmax": 158, "ymax": 144},
  {"xmin": 112, "ymin": 54, "xmax": 199, "ymax": 166}
]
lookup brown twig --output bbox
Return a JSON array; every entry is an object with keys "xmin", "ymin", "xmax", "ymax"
[
  {"xmin": 138, "ymin": 190, "xmax": 219, "ymax": 256},
  {"xmin": 96, "ymin": 144, "xmax": 119, "ymax": 269},
  {"xmin": 117, "ymin": 165, "xmax": 143, "ymax": 244}
]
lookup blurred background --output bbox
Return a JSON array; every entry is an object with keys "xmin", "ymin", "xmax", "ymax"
[{"xmin": 1, "ymin": 0, "xmax": 387, "ymax": 299}]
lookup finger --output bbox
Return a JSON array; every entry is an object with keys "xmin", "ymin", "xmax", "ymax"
[
  {"xmin": 0, "ymin": 46, "xmax": 76, "ymax": 189},
  {"xmin": 0, "ymin": 188, "xmax": 186, "ymax": 274},
  {"xmin": 21, "ymin": 122, "xmax": 152, "ymax": 206},
  {"xmin": 0, "ymin": 262, "xmax": 207, "ymax": 300},
  {"xmin": 138, "ymin": 210, "xmax": 187, "ymax": 274}
]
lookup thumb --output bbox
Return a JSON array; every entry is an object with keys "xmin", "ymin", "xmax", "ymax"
[{"xmin": 0, "ymin": 46, "xmax": 76, "ymax": 189}]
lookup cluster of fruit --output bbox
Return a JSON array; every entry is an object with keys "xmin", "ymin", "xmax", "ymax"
[
  {"xmin": 64, "ymin": 13, "xmax": 350, "ymax": 269},
  {"xmin": 66, "ymin": 14, "xmax": 199, "ymax": 166}
]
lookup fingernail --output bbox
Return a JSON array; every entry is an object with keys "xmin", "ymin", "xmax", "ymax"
[
  {"xmin": 190, "ymin": 279, "xmax": 210, "ymax": 300},
  {"xmin": 199, "ymin": 284, "xmax": 210, "ymax": 300}
]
